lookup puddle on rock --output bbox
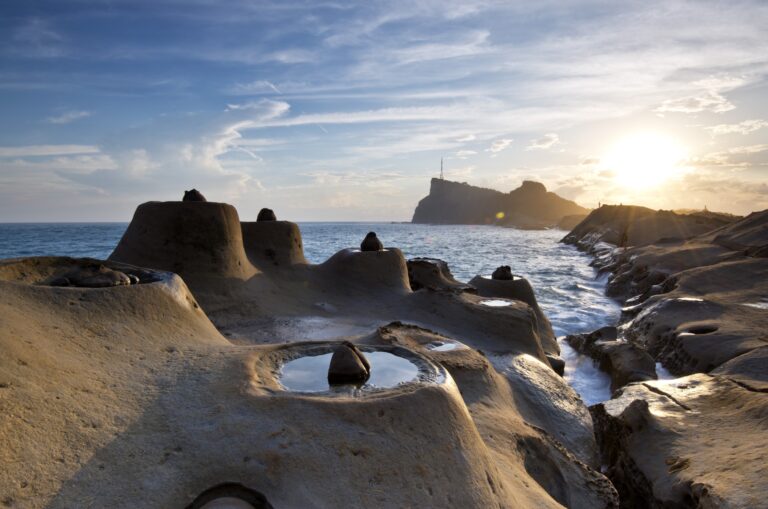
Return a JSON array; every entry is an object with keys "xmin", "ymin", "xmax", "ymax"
[
  {"xmin": 741, "ymin": 300, "xmax": 768, "ymax": 310},
  {"xmin": 280, "ymin": 351, "xmax": 419, "ymax": 394},
  {"xmin": 480, "ymin": 299, "xmax": 513, "ymax": 307},
  {"xmin": 426, "ymin": 340, "xmax": 467, "ymax": 352}
]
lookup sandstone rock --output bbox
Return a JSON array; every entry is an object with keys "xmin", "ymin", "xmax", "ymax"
[
  {"xmin": 360, "ymin": 232, "xmax": 383, "ymax": 251},
  {"xmin": 256, "ymin": 208, "xmax": 277, "ymax": 221},
  {"xmin": 327, "ymin": 341, "xmax": 370, "ymax": 384},
  {"xmin": 45, "ymin": 263, "xmax": 132, "ymax": 288},
  {"xmin": 406, "ymin": 257, "xmax": 473, "ymax": 292},
  {"xmin": 566, "ymin": 327, "xmax": 656, "ymax": 392},
  {"xmin": 183, "ymin": 189, "xmax": 207, "ymax": 202},
  {"xmin": 592, "ymin": 374, "xmax": 768, "ymax": 508}
]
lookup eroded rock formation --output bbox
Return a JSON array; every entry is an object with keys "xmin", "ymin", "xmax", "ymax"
[{"xmin": 412, "ymin": 178, "xmax": 588, "ymax": 228}]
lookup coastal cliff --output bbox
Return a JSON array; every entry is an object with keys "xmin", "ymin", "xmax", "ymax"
[{"xmin": 411, "ymin": 178, "xmax": 588, "ymax": 229}]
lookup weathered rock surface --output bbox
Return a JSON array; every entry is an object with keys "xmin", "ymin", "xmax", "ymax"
[
  {"xmin": 241, "ymin": 220, "xmax": 307, "ymax": 269},
  {"xmin": 412, "ymin": 178, "xmax": 588, "ymax": 229},
  {"xmin": 563, "ymin": 204, "xmax": 736, "ymax": 249},
  {"xmin": 592, "ymin": 375, "xmax": 768, "ymax": 509},
  {"xmin": 406, "ymin": 257, "xmax": 474, "ymax": 292},
  {"xmin": 566, "ymin": 327, "xmax": 657, "ymax": 392},
  {"xmin": 469, "ymin": 274, "xmax": 558, "ymax": 357}
]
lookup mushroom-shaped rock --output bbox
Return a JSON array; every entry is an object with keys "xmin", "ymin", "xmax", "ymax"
[
  {"xmin": 257, "ymin": 208, "xmax": 277, "ymax": 221},
  {"xmin": 327, "ymin": 341, "xmax": 370, "ymax": 384},
  {"xmin": 469, "ymin": 273, "xmax": 558, "ymax": 356},
  {"xmin": 491, "ymin": 265, "xmax": 513, "ymax": 280},
  {"xmin": 183, "ymin": 189, "xmax": 207, "ymax": 202},
  {"xmin": 360, "ymin": 231, "xmax": 383, "ymax": 251},
  {"xmin": 241, "ymin": 220, "xmax": 307, "ymax": 269}
]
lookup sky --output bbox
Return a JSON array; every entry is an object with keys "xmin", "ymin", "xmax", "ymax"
[{"xmin": 1, "ymin": 0, "xmax": 767, "ymax": 222}]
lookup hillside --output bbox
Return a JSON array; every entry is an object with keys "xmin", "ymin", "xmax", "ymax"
[{"xmin": 411, "ymin": 178, "xmax": 588, "ymax": 229}]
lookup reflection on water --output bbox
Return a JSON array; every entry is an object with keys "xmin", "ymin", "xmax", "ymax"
[
  {"xmin": 280, "ymin": 351, "xmax": 419, "ymax": 394},
  {"xmin": 426, "ymin": 340, "xmax": 467, "ymax": 352},
  {"xmin": 480, "ymin": 299, "xmax": 513, "ymax": 307},
  {"xmin": 3, "ymin": 223, "xmax": 624, "ymax": 404}
]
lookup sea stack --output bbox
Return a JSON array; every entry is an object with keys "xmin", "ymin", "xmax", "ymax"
[
  {"xmin": 327, "ymin": 341, "xmax": 371, "ymax": 384},
  {"xmin": 360, "ymin": 232, "xmax": 383, "ymax": 251},
  {"xmin": 183, "ymin": 189, "xmax": 207, "ymax": 202},
  {"xmin": 257, "ymin": 208, "xmax": 277, "ymax": 221}
]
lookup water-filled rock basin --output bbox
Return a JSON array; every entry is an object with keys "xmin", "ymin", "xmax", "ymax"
[
  {"xmin": 479, "ymin": 299, "xmax": 514, "ymax": 307},
  {"xmin": 277, "ymin": 345, "xmax": 443, "ymax": 395}
]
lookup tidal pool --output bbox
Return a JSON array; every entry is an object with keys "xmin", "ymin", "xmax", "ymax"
[
  {"xmin": 426, "ymin": 340, "xmax": 467, "ymax": 352},
  {"xmin": 280, "ymin": 351, "xmax": 419, "ymax": 394},
  {"xmin": 480, "ymin": 299, "xmax": 513, "ymax": 307}
]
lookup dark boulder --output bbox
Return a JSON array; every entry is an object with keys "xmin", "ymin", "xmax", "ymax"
[
  {"xmin": 360, "ymin": 232, "xmax": 383, "ymax": 252},
  {"xmin": 328, "ymin": 341, "xmax": 371, "ymax": 384},
  {"xmin": 491, "ymin": 265, "xmax": 513, "ymax": 280},
  {"xmin": 45, "ymin": 263, "xmax": 132, "ymax": 288},
  {"xmin": 182, "ymin": 189, "xmax": 207, "ymax": 202},
  {"xmin": 257, "ymin": 208, "xmax": 277, "ymax": 221}
]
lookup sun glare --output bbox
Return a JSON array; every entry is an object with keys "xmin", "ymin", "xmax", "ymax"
[{"xmin": 601, "ymin": 133, "xmax": 687, "ymax": 189}]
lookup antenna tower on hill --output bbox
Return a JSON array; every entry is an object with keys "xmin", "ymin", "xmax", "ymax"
[{"xmin": 440, "ymin": 157, "xmax": 444, "ymax": 179}]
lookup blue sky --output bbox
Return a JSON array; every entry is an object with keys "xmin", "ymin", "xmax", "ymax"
[{"xmin": 1, "ymin": 0, "xmax": 767, "ymax": 221}]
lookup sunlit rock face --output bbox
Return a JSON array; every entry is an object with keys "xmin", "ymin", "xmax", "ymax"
[
  {"xmin": 1, "ymin": 197, "xmax": 623, "ymax": 508},
  {"xmin": 411, "ymin": 178, "xmax": 588, "ymax": 228},
  {"xmin": 592, "ymin": 374, "xmax": 768, "ymax": 509}
]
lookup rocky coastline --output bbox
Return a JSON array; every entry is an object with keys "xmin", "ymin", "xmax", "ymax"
[
  {"xmin": 562, "ymin": 205, "xmax": 768, "ymax": 508},
  {"xmin": 0, "ymin": 195, "xmax": 618, "ymax": 508}
]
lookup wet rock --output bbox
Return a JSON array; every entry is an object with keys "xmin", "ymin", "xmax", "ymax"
[
  {"xmin": 566, "ymin": 327, "xmax": 656, "ymax": 392},
  {"xmin": 183, "ymin": 189, "xmax": 207, "ymax": 202},
  {"xmin": 407, "ymin": 257, "xmax": 474, "ymax": 293},
  {"xmin": 545, "ymin": 355, "xmax": 565, "ymax": 376},
  {"xmin": 468, "ymin": 274, "xmax": 558, "ymax": 357},
  {"xmin": 491, "ymin": 265, "xmax": 513, "ymax": 280},
  {"xmin": 257, "ymin": 208, "xmax": 277, "ymax": 221},
  {"xmin": 360, "ymin": 232, "xmax": 383, "ymax": 252},
  {"xmin": 327, "ymin": 341, "xmax": 370, "ymax": 384}
]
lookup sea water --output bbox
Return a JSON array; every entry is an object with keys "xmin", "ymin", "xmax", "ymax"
[{"xmin": 0, "ymin": 222, "xmax": 619, "ymax": 404}]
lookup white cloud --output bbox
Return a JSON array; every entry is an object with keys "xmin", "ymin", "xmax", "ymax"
[
  {"xmin": 0, "ymin": 145, "xmax": 100, "ymax": 157},
  {"xmin": 655, "ymin": 90, "xmax": 735, "ymax": 114},
  {"xmin": 486, "ymin": 139, "xmax": 513, "ymax": 153},
  {"xmin": 45, "ymin": 110, "xmax": 91, "ymax": 124},
  {"xmin": 526, "ymin": 133, "xmax": 560, "ymax": 151},
  {"xmin": 455, "ymin": 150, "xmax": 477, "ymax": 158},
  {"xmin": 706, "ymin": 119, "xmax": 768, "ymax": 136},
  {"xmin": 225, "ymin": 99, "xmax": 290, "ymax": 118}
]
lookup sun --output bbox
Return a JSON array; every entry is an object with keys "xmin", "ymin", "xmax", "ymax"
[{"xmin": 600, "ymin": 133, "xmax": 687, "ymax": 189}]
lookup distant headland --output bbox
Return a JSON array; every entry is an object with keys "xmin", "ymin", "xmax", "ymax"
[{"xmin": 411, "ymin": 178, "xmax": 588, "ymax": 229}]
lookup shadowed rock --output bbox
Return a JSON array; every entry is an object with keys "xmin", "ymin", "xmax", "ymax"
[
  {"xmin": 45, "ymin": 262, "xmax": 131, "ymax": 288},
  {"xmin": 327, "ymin": 341, "xmax": 370, "ymax": 384},
  {"xmin": 360, "ymin": 231, "xmax": 383, "ymax": 251},
  {"xmin": 183, "ymin": 189, "xmax": 207, "ymax": 202},
  {"xmin": 407, "ymin": 257, "xmax": 474, "ymax": 292},
  {"xmin": 492, "ymin": 265, "xmax": 513, "ymax": 280},
  {"xmin": 257, "ymin": 208, "xmax": 277, "ymax": 221}
]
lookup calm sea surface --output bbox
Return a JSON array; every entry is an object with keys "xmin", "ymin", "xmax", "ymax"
[{"xmin": 0, "ymin": 222, "xmax": 618, "ymax": 403}]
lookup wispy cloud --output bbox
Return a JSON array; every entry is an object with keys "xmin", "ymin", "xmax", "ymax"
[
  {"xmin": 486, "ymin": 139, "xmax": 513, "ymax": 153},
  {"xmin": 706, "ymin": 119, "xmax": 768, "ymax": 136},
  {"xmin": 45, "ymin": 110, "xmax": 91, "ymax": 124},
  {"xmin": 526, "ymin": 133, "xmax": 560, "ymax": 151}
]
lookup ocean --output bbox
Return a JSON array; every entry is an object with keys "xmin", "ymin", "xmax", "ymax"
[{"xmin": 0, "ymin": 222, "xmax": 618, "ymax": 403}]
